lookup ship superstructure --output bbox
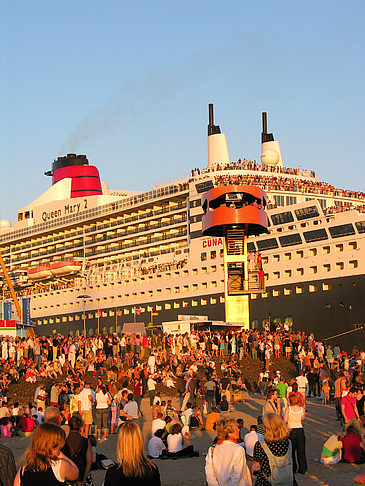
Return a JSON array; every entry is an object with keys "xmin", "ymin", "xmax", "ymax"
[{"xmin": 0, "ymin": 106, "xmax": 364, "ymax": 346}]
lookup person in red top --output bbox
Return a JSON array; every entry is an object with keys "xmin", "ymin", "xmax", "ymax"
[
  {"xmin": 17, "ymin": 412, "xmax": 35, "ymax": 436},
  {"xmin": 341, "ymin": 387, "xmax": 361, "ymax": 434},
  {"xmin": 341, "ymin": 425, "xmax": 365, "ymax": 463}
]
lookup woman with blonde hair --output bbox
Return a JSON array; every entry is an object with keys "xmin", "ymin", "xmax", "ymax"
[
  {"xmin": 103, "ymin": 421, "xmax": 160, "ymax": 485},
  {"xmin": 205, "ymin": 417, "xmax": 252, "ymax": 486},
  {"xmin": 13, "ymin": 422, "xmax": 79, "ymax": 485},
  {"xmin": 252, "ymin": 413, "xmax": 294, "ymax": 485},
  {"xmin": 284, "ymin": 392, "xmax": 307, "ymax": 475}
]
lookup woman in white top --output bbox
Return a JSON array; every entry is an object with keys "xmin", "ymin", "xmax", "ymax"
[
  {"xmin": 13, "ymin": 422, "xmax": 79, "ymax": 486},
  {"xmin": 167, "ymin": 423, "xmax": 197, "ymax": 457},
  {"xmin": 95, "ymin": 384, "xmax": 111, "ymax": 441},
  {"xmin": 205, "ymin": 417, "xmax": 251, "ymax": 486},
  {"xmin": 284, "ymin": 392, "xmax": 307, "ymax": 475}
]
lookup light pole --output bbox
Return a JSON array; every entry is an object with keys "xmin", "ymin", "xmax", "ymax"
[{"xmin": 76, "ymin": 294, "xmax": 91, "ymax": 337}]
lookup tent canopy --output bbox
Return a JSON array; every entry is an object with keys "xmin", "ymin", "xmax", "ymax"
[{"xmin": 122, "ymin": 322, "xmax": 146, "ymax": 334}]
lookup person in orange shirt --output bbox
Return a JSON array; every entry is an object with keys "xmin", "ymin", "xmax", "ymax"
[{"xmin": 205, "ymin": 407, "xmax": 220, "ymax": 431}]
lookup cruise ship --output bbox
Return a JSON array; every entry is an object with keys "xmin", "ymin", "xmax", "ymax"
[{"xmin": 1, "ymin": 106, "xmax": 364, "ymax": 348}]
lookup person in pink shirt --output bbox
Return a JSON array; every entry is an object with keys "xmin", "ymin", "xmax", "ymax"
[
  {"xmin": 341, "ymin": 387, "xmax": 361, "ymax": 434},
  {"xmin": 0, "ymin": 417, "xmax": 12, "ymax": 437}
]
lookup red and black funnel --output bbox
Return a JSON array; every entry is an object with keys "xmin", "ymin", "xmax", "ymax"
[{"xmin": 45, "ymin": 154, "xmax": 102, "ymax": 198}]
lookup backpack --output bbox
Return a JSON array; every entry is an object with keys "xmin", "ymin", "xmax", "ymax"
[
  {"xmin": 65, "ymin": 434, "xmax": 88, "ymax": 482},
  {"xmin": 259, "ymin": 440, "xmax": 293, "ymax": 485}
]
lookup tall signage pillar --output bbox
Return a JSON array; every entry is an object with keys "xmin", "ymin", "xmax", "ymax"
[{"xmin": 202, "ymin": 185, "xmax": 268, "ymax": 328}]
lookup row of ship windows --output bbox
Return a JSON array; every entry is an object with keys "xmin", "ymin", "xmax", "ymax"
[
  {"xmin": 250, "ymin": 222, "xmax": 365, "ymax": 251},
  {"xmin": 266, "ymin": 259, "xmax": 358, "ymax": 280},
  {"xmin": 251, "ymin": 281, "xmax": 338, "ymax": 299},
  {"xmin": 35, "ymin": 296, "xmax": 225, "ymax": 325},
  {"xmin": 263, "ymin": 241, "xmax": 358, "ymax": 264},
  {"xmin": 5, "ymin": 202, "xmax": 187, "ymax": 256},
  {"xmin": 1, "ymin": 185, "xmax": 185, "ymax": 243},
  {"xmin": 33, "ymin": 281, "xmax": 225, "ymax": 308}
]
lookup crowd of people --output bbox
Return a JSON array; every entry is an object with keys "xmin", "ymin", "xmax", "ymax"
[
  {"xmin": 191, "ymin": 159, "xmax": 317, "ymax": 179},
  {"xmin": 214, "ymin": 173, "xmax": 365, "ymax": 200},
  {"xmin": 1, "ymin": 326, "xmax": 365, "ymax": 485}
]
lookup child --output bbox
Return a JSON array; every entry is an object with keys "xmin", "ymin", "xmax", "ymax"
[
  {"xmin": 322, "ymin": 380, "xmax": 330, "ymax": 404},
  {"xmin": 0, "ymin": 417, "xmax": 12, "ymax": 438},
  {"xmin": 219, "ymin": 395, "xmax": 229, "ymax": 412}
]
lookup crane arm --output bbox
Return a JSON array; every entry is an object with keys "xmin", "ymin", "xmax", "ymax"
[{"xmin": 0, "ymin": 252, "xmax": 22, "ymax": 322}]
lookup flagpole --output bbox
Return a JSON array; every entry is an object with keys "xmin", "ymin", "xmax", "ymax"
[
  {"xmin": 97, "ymin": 313, "xmax": 100, "ymax": 335},
  {"xmin": 134, "ymin": 307, "xmax": 136, "ymax": 323},
  {"xmin": 115, "ymin": 307, "xmax": 117, "ymax": 334}
]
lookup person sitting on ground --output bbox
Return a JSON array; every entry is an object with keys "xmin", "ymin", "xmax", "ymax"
[
  {"xmin": 0, "ymin": 416, "xmax": 12, "ymax": 438},
  {"xmin": 167, "ymin": 423, "xmax": 198, "ymax": 457},
  {"xmin": 17, "ymin": 410, "xmax": 35, "ymax": 437},
  {"xmin": 151, "ymin": 412, "xmax": 166, "ymax": 437},
  {"xmin": 237, "ymin": 418, "xmax": 245, "ymax": 443},
  {"xmin": 13, "ymin": 422, "xmax": 79, "ymax": 486},
  {"xmin": 89, "ymin": 435, "xmax": 114, "ymax": 471},
  {"xmin": 205, "ymin": 417, "xmax": 251, "ymax": 486},
  {"xmin": 191, "ymin": 405, "xmax": 204, "ymax": 430},
  {"xmin": 148, "ymin": 429, "xmax": 168, "ymax": 459},
  {"xmin": 63, "ymin": 414, "xmax": 93, "ymax": 485},
  {"xmin": 243, "ymin": 425, "xmax": 264, "ymax": 460},
  {"xmin": 320, "ymin": 433, "xmax": 343, "ymax": 465},
  {"xmin": 181, "ymin": 402, "xmax": 194, "ymax": 426},
  {"xmin": 123, "ymin": 393, "xmax": 139, "ymax": 420},
  {"xmin": 256, "ymin": 415, "xmax": 265, "ymax": 436},
  {"xmin": 341, "ymin": 424, "xmax": 365, "ymax": 464},
  {"xmin": 104, "ymin": 421, "xmax": 160, "ymax": 485},
  {"xmin": 220, "ymin": 395, "xmax": 229, "ymax": 412}
]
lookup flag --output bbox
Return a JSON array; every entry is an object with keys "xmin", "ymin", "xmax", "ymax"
[
  {"xmin": 98, "ymin": 308, "xmax": 103, "ymax": 317},
  {"xmin": 22, "ymin": 297, "xmax": 31, "ymax": 325},
  {"xmin": 134, "ymin": 307, "xmax": 142, "ymax": 315},
  {"xmin": 116, "ymin": 309, "xmax": 122, "ymax": 316},
  {"xmin": 152, "ymin": 311, "xmax": 158, "ymax": 316}
]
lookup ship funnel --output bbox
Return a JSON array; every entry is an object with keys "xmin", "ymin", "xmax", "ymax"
[
  {"xmin": 207, "ymin": 104, "xmax": 230, "ymax": 167},
  {"xmin": 261, "ymin": 112, "xmax": 284, "ymax": 168}
]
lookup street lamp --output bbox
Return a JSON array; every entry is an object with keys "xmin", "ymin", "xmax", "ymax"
[{"xmin": 76, "ymin": 294, "xmax": 91, "ymax": 337}]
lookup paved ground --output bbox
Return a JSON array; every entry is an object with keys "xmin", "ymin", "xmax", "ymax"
[{"xmin": 2, "ymin": 394, "xmax": 364, "ymax": 486}]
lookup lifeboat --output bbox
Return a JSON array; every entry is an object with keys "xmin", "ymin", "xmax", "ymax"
[
  {"xmin": 50, "ymin": 259, "xmax": 82, "ymax": 276},
  {"xmin": 27, "ymin": 265, "xmax": 53, "ymax": 280}
]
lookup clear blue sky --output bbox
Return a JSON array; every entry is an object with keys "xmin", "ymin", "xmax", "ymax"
[{"xmin": 1, "ymin": 0, "xmax": 364, "ymax": 222}]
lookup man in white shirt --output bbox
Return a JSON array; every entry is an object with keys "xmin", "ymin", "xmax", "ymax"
[
  {"xmin": 123, "ymin": 393, "xmax": 139, "ymax": 419},
  {"xmin": 147, "ymin": 376, "xmax": 157, "ymax": 406},
  {"xmin": 296, "ymin": 371, "xmax": 309, "ymax": 400},
  {"xmin": 243, "ymin": 425, "xmax": 264, "ymax": 458},
  {"xmin": 148, "ymin": 429, "xmax": 167, "ymax": 458},
  {"xmin": 151, "ymin": 412, "xmax": 166, "ymax": 436},
  {"xmin": 148, "ymin": 353, "xmax": 156, "ymax": 374},
  {"xmin": 78, "ymin": 382, "xmax": 93, "ymax": 437}
]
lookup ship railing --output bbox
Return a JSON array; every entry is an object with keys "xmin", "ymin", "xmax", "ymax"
[
  {"xmin": 153, "ymin": 173, "xmax": 191, "ymax": 188},
  {"xmin": 0, "ymin": 183, "xmax": 189, "ymax": 245}
]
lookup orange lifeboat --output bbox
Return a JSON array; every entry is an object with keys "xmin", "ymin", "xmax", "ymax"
[
  {"xmin": 50, "ymin": 259, "xmax": 82, "ymax": 276},
  {"xmin": 27, "ymin": 265, "xmax": 53, "ymax": 280}
]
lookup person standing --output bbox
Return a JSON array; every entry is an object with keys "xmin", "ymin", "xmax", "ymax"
[
  {"xmin": 341, "ymin": 386, "xmax": 362, "ymax": 434},
  {"xmin": 263, "ymin": 389, "xmax": 281, "ymax": 417},
  {"xmin": 206, "ymin": 417, "xmax": 251, "ymax": 486},
  {"xmin": 284, "ymin": 393, "xmax": 307, "ymax": 475},
  {"xmin": 334, "ymin": 373, "xmax": 347, "ymax": 421},
  {"xmin": 78, "ymin": 382, "xmax": 93, "ymax": 438},
  {"xmin": 95, "ymin": 384, "xmax": 111, "ymax": 442},
  {"xmin": 252, "ymin": 413, "xmax": 293, "ymax": 486},
  {"xmin": 147, "ymin": 375, "xmax": 157, "ymax": 407}
]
